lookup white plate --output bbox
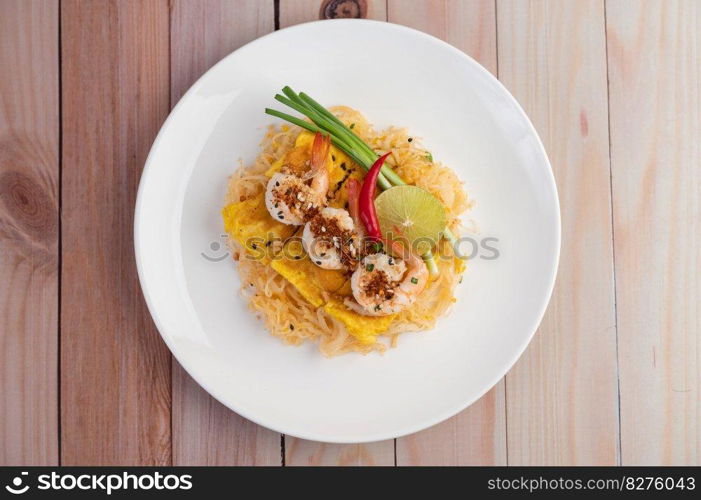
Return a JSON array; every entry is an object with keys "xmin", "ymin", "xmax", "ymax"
[{"xmin": 135, "ymin": 20, "xmax": 559, "ymax": 443}]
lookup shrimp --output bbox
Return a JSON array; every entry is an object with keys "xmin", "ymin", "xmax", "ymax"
[
  {"xmin": 265, "ymin": 173, "xmax": 324, "ymax": 225},
  {"xmin": 346, "ymin": 241, "xmax": 429, "ymax": 316},
  {"xmin": 302, "ymin": 207, "xmax": 362, "ymax": 270},
  {"xmin": 346, "ymin": 178, "xmax": 363, "ymax": 233},
  {"xmin": 265, "ymin": 132, "xmax": 330, "ymax": 225}
]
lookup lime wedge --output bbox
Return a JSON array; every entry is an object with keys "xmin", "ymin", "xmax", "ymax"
[{"xmin": 374, "ymin": 185, "xmax": 446, "ymax": 255}]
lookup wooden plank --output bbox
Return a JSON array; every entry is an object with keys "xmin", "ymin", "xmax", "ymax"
[
  {"xmin": 279, "ymin": 0, "xmax": 393, "ymax": 466},
  {"xmin": 60, "ymin": 0, "xmax": 172, "ymax": 465},
  {"xmin": 170, "ymin": 0, "xmax": 275, "ymax": 102},
  {"xmin": 173, "ymin": 368, "xmax": 281, "ymax": 465},
  {"xmin": 0, "ymin": 0, "xmax": 59, "ymax": 466},
  {"xmin": 170, "ymin": 0, "xmax": 280, "ymax": 466},
  {"xmin": 280, "ymin": 0, "xmax": 387, "ymax": 25},
  {"xmin": 285, "ymin": 439, "xmax": 395, "ymax": 466},
  {"xmin": 388, "ymin": 0, "xmax": 507, "ymax": 466},
  {"xmin": 396, "ymin": 387, "xmax": 507, "ymax": 465},
  {"xmin": 498, "ymin": 0, "xmax": 619, "ymax": 465},
  {"xmin": 388, "ymin": 0, "xmax": 497, "ymax": 74},
  {"xmin": 606, "ymin": 0, "xmax": 700, "ymax": 465}
]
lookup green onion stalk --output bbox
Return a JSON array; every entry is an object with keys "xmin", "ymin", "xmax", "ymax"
[{"xmin": 265, "ymin": 87, "xmax": 466, "ymax": 275}]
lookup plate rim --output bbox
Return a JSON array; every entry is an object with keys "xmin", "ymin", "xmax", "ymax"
[{"xmin": 134, "ymin": 18, "xmax": 561, "ymax": 443}]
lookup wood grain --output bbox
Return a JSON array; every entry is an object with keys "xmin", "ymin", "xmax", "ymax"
[
  {"xmin": 0, "ymin": 0, "xmax": 59, "ymax": 466},
  {"xmin": 388, "ymin": 0, "xmax": 507, "ymax": 466},
  {"xmin": 170, "ymin": 0, "xmax": 275, "ymax": 102},
  {"xmin": 606, "ymin": 0, "xmax": 700, "ymax": 465},
  {"xmin": 279, "ymin": 0, "xmax": 393, "ymax": 466},
  {"xmin": 0, "ymin": 0, "xmax": 696, "ymax": 466},
  {"xmin": 285, "ymin": 439, "xmax": 394, "ymax": 466},
  {"xmin": 169, "ymin": 0, "xmax": 280, "ymax": 466},
  {"xmin": 173, "ymin": 368, "xmax": 281, "ymax": 465},
  {"xmin": 280, "ymin": 0, "xmax": 387, "ymax": 25},
  {"xmin": 60, "ymin": 0, "xmax": 172, "ymax": 465},
  {"xmin": 498, "ymin": 0, "xmax": 619, "ymax": 465},
  {"xmin": 388, "ymin": 0, "xmax": 497, "ymax": 74},
  {"xmin": 397, "ymin": 387, "xmax": 507, "ymax": 465}
]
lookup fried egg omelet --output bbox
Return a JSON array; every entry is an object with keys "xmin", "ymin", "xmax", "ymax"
[{"xmin": 223, "ymin": 131, "xmax": 396, "ymax": 344}]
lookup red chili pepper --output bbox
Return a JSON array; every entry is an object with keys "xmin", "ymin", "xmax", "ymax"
[{"xmin": 359, "ymin": 153, "xmax": 391, "ymax": 241}]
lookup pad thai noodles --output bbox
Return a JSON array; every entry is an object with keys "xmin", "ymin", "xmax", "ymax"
[{"xmin": 222, "ymin": 87, "xmax": 472, "ymax": 356}]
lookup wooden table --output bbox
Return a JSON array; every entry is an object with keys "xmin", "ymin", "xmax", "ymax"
[{"xmin": 1, "ymin": 0, "xmax": 698, "ymax": 466}]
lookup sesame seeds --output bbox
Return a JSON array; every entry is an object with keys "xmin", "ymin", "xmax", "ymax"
[
  {"xmin": 307, "ymin": 212, "xmax": 360, "ymax": 268},
  {"xmin": 363, "ymin": 270, "xmax": 395, "ymax": 302}
]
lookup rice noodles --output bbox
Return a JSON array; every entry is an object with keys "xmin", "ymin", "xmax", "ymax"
[{"xmin": 224, "ymin": 107, "xmax": 472, "ymax": 356}]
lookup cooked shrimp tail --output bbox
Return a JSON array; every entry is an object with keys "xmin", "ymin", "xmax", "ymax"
[
  {"xmin": 389, "ymin": 240, "xmax": 428, "ymax": 296},
  {"xmin": 387, "ymin": 239, "xmax": 411, "ymax": 262},
  {"xmin": 308, "ymin": 132, "xmax": 330, "ymax": 177},
  {"xmin": 299, "ymin": 132, "xmax": 330, "ymax": 196}
]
